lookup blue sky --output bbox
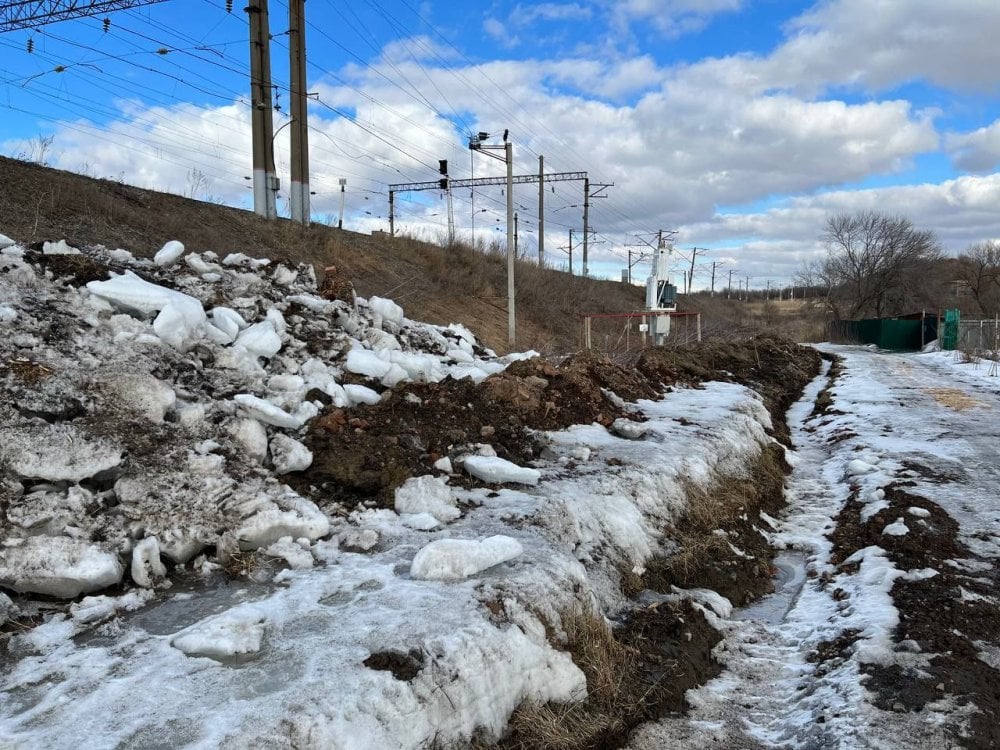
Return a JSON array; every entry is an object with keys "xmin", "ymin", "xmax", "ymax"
[{"xmin": 3, "ymin": 0, "xmax": 1000, "ymax": 289}]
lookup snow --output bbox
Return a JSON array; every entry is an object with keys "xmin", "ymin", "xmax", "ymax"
[
  {"xmin": 463, "ymin": 456, "xmax": 541, "ymax": 486},
  {"xmin": 0, "ymin": 233, "xmax": 15, "ymax": 249},
  {"xmin": 410, "ymin": 535, "xmax": 524, "ymax": 580},
  {"xmin": 0, "ymin": 536, "xmax": 124, "ymax": 598}
]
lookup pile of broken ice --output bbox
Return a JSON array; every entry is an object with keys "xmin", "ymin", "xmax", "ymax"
[{"xmin": 0, "ymin": 236, "xmax": 526, "ymax": 600}]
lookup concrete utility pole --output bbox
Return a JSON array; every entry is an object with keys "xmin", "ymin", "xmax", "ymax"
[
  {"xmin": 687, "ymin": 247, "xmax": 709, "ymax": 294},
  {"xmin": 710, "ymin": 260, "xmax": 722, "ymax": 297},
  {"xmin": 745, "ymin": 275, "xmax": 751, "ymax": 301},
  {"xmin": 288, "ymin": 0, "xmax": 309, "ymax": 224},
  {"xmin": 248, "ymin": 0, "xmax": 277, "ymax": 220},
  {"xmin": 567, "ymin": 229, "xmax": 574, "ymax": 274},
  {"xmin": 537, "ymin": 155, "xmax": 545, "ymax": 267},
  {"xmin": 468, "ymin": 131, "xmax": 515, "ymax": 346},
  {"xmin": 513, "ymin": 212, "xmax": 518, "ymax": 257},
  {"xmin": 582, "ymin": 177, "xmax": 589, "ymax": 277},
  {"xmin": 505, "ymin": 138, "xmax": 514, "ymax": 346},
  {"xmin": 337, "ymin": 178, "xmax": 346, "ymax": 229}
]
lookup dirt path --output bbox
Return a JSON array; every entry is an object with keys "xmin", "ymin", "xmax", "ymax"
[{"xmin": 631, "ymin": 347, "xmax": 1000, "ymax": 749}]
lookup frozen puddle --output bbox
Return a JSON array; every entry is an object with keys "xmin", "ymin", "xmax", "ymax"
[{"xmin": 734, "ymin": 550, "xmax": 807, "ymax": 624}]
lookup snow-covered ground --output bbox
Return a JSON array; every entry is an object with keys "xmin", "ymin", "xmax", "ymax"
[
  {"xmin": 632, "ymin": 345, "xmax": 1000, "ymax": 749},
  {"xmin": 0, "ymin": 239, "xmax": 778, "ymax": 748}
]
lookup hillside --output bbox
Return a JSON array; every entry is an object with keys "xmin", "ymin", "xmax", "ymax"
[{"xmin": 0, "ymin": 155, "xmax": 647, "ymax": 354}]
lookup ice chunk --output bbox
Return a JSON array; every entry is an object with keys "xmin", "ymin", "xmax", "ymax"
[
  {"xmin": 235, "ymin": 321, "xmax": 282, "ymax": 360},
  {"xmin": 185, "ymin": 253, "xmax": 222, "ymax": 275},
  {"xmin": 345, "ymin": 348, "xmax": 392, "ymax": 379},
  {"xmin": 0, "ymin": 233, "xmax": 15, "ymax": 249},
  {"xmin": 229, "ymin": 418, "xmax": 268, "ymax": 463},
  {"xmin": 0, "ymin": 592, "xmax": 19, "ymax": 626},
  {"xmin": 171, "ymin": 610, "xmax": 266, "ymax": 660},
  {"xmin": 612, "ymin": 419, "xmax": 649, "ymax": 439},
  {"xmin": 130, "ymin": 536, "xmax": 168, "ymax": 588},
  {"xmin": 401, "ymin": 512, "xmax": 441, "ymax": 530},
  {"xmin": 263, "ymin": 537, "xmax": 314, "ymax": 570},
  {"xmin": 0, "ymin": 305, "xmax": 17, "ymax": 323},
  {"xmin": 154, "ymin": 240, "xmax": 185, "ymax": 267},
  {"xmin": 846, "ymin": 459, "xmax": 876, "ymax": 476},
  {"xmin": 234, "ymin": 394, "xmax": 305, "ymax": 429},
  {"xmin": 42, "ymin": 239, "xmax": 79, "ymax": 255},
  {"xmin": 233, "ymin": 493, "xmax": 330, "ymax": 549},
  {"xmin": 152, "ymin": 296, "xmax": 207, "ymax": 350},
  {"xmin": 269, "ymin": 434, "xmax": 313, "ymax": 474},
  {"xmin": 0, "ymin": 536, "xmax": 124, "ymax": 598},
  {"xmin": 0, "ymin": 423, "xmax": 121, "ymax": 481},
  {"xmin": 212, "ymin": 307, "xmax": 248, "ymax": 339},
  {"xmin": 369, "ymin": 296, "xmax": 404, "ymax": 327},
  {"xmin": 463, "ymin": 455, "xmax": 540, "ymax": 486},
  {"xmin": 882, "ymin": 517, "xmax": 909, "ymax": 536},
  {"xmin": 410, "ymin": 535, "xmax": 523, "ymax": 580},
  {"xmin": 344, "ymin": 383, "xmax": 381, "ymax": 406},
  {"xmin": 394, "ymin": 475, "xmax": 460, "ymax": 523},
  {"xmin": 99, "ymin": 373, "xmax": 176, "ymax": 422},
  {"xmin": 433, "ymin": 457, "xmax": 453, "ymax": 474},
  {"xmin": 70, "ymin": 590, "xmax": 153, "ymax": 624},
  {"xmin": 265, "ymin": 308, "xmax": 287, "ymax": 336}
]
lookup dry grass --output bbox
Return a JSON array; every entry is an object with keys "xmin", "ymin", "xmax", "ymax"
[{"xmin": 504, "ymin": 608, "xmax": 645, "ymax": 750}]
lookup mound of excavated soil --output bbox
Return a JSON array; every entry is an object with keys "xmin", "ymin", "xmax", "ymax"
[{"xmin": 294, "ymin": 340, "xmax": 820, "ymax": 510}]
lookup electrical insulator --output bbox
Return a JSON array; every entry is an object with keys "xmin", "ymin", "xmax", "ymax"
[
  {"xmin": 26, "ymin": 38, "xmax": 33, "ymax": 53},
  {"xmin": 102, "ymin": 17, "xmax": 110, "ymax": 32},
  {"xmin": 156, "ymin": 47, "xmax": 169, "ymax": 55},
  {"xmin": 226, "ymin": 0, "xmax": 233, "ymax": 12}
]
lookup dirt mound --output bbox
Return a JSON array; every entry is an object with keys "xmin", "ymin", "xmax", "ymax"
[
  {"xmin": 295, "ymin": 352, "xmax": 649, "ymax": 508},
  {"xmin": 637, "ymin": 336, "xmax": 821, "ymax": 443}
]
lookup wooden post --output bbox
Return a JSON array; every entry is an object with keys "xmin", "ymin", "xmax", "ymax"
[
  {"xmin": 697, "ymin": 313, "xmax": 702, "ymax": 342},
  {"xmin": 584, "ymin": 317, "xmax": 592, "ymax": 348},
  {"xmin": 642, "ymin": 315, "xmax": 647, "ymax": 347}
]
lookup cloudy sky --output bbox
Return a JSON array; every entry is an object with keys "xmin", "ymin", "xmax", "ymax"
[{"xmin": 3, "ymin": 0, "xmax": 1000, "ymax": 289}]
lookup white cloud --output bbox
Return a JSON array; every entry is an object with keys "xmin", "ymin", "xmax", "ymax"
[
  {"xmin": 514, "ymin": 3, "xmax": 593, "ymax": 25},
  {"xmin": 769, "ymin": 0, "xmax": 1000, "ymax": 94},
  {"xmin": 611, "ymin": 0, "xmax": 743, "ymax": 38},
  {"xmin": 947, "ymin": 120, "xmax": 1000, "ymax": 173}
]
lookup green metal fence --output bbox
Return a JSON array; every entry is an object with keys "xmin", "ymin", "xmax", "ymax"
[{"xmin": 831, "ymin": 315, "xmax": 937, "ymax": 351}]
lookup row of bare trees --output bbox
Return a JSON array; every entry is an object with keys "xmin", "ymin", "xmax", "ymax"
[{"xmin": 802, "ymin": 210, "xmax": 1000, "ymax": 319}]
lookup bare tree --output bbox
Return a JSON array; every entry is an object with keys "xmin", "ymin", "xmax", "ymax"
[
  {"xmin": 820, "ymin": 211, "xmax": 942, "ymax": 319},
  {"xmin": 957, "ymin": 240, "xmax": 1000, "ymax": 315}
]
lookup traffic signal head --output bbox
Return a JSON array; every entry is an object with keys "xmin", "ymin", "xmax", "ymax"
[
  {"xmin": 439, "ymin": 178, "xmax": 448, "ymax": 190},
  {"xmin": 438, "ymin": 159, "xmax": 448, "ymax": 175}
]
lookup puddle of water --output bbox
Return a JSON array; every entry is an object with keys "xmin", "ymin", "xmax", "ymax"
[{"xmin": 734, "ymin": 551, "xmax": 807, "ymax": 624}]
